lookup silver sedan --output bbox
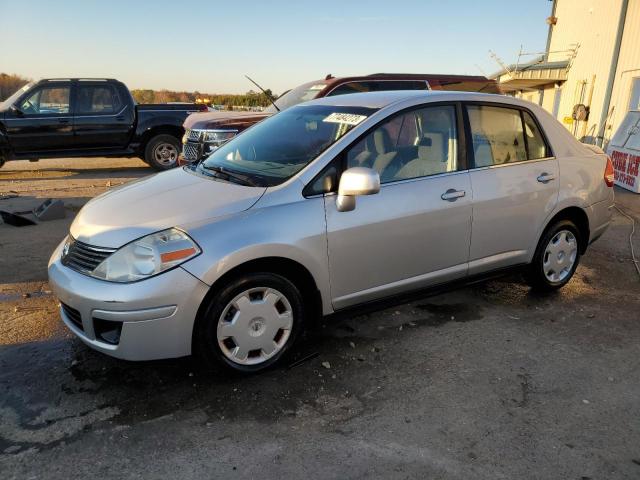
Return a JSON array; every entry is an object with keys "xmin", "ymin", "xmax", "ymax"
[{"xmin": 48, "ymin": 91, "xmax": 615, "ymax": 372}]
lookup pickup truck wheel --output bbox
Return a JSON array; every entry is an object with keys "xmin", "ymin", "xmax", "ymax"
[
  {"xmin": 144, "ymin": 134, "xmax": 180, "ymax": 170},
  {"xmin": 194, "ymin": 273, "xmax": 306, "ymax": 373}
]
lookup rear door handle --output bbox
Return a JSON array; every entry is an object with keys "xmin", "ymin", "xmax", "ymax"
[
  {"xmin": 441, "ymin": 189, "xmax": 466, "ymax": 201},
  {"xmin": 58, "ymin": 118, "xmax": 70, "ymax": 124},
  {"xmin": 537, "ymin": 172, "xmax": 556, "ymax": 183}
]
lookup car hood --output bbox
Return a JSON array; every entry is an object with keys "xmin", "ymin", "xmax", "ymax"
[
  {"xmin": 184, "ymin": 110, "xmax": 272, "ymax": 130},
  {"xmin": 70, "ymin": 168, "xmax": 266, "ymax": 248}
]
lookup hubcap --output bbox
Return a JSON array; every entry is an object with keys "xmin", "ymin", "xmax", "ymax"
[
  {"xmin": 543, "ymin": 230, "xmax": 578, "ymax": 283},
  {"xmin": 153, "ymin": 142, "xmax": 178, "ymax": 166},
  {"xmin": 217, "ymin": 287, "xmax": 293, "ymax": 366}
]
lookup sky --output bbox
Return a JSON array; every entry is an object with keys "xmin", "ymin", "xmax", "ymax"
[{"xmin": 0, "ymin": 0, "xmax": 553, "ymax": 95}]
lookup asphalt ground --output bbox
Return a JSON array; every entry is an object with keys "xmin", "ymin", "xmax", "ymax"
[{"xmin": 1, "ymin": 157, "xmax": 639, "ymax": 479}]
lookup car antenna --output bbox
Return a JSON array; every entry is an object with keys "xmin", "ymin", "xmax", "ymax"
[{"xmin": 245, "ymin": 75, "xmax": 280, "ymax": 112}]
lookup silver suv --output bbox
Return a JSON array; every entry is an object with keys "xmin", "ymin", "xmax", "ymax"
[{"xmin": 48, "ymin": 91, "xmax": 615, "ymax": 372}]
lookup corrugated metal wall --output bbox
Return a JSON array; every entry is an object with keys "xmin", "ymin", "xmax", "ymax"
[
  {"xmin": 548, "ymin": 0, "xmax": 623, "ymax": 141},
  {"xmin": 543, "ymin": 0, "xmax": 640, "ymax": 143},
  {"xmin": 609, "ymin": 0, "xmax": 640, "ymax": 141}
]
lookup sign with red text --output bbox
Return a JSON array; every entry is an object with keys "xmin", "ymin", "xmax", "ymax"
[
  {"xmin": 610, "ymin": 149, "xmax": 640, "ymax": 192},
  {"xmin": 606, "ymin": 111, "xmax": 640, "ymax": 193}
]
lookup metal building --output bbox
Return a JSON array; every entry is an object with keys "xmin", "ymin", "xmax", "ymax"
[{"xmin": 493, "ymin": 0, "xmax": 640, "ymax": 146}]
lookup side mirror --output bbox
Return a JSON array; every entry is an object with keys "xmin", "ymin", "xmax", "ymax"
[{"xmin": 336, "ymin": 167, "xmax": 380, "ymax": 212}]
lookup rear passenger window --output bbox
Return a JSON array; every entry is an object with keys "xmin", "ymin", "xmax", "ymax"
[
  {"xmin": 347, "ymin": 105, "xmax": 457, "ymax": 183},
  {"xmin": 522, "ymin": 111, "xmax": 548, "ymax": 159},
  {"xmin": 77, "ymin": 85, "xmax": 122, "ymax": 114},
  {"xmin": 467, "ymin": 105, "xmax": 527, "ymax": 167}
]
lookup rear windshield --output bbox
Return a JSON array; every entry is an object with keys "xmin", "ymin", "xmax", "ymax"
[{"xmin": 198, "ymin": 105, "xmax": 377, "ymax": 186}]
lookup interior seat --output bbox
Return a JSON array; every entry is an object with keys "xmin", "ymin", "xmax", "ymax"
[{"xmin": 394, "ymin": 134, "xmax": 448, "ymax": 179}]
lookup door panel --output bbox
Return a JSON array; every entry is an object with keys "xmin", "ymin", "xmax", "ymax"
[
  {"xmin": 5, "ymin": 84, "xmax": 73, "ymax": 152},
  {"xmin": 468, "ymin": 158, "xmax": 559, "ymax": 273},
  {"xmin": 73, "ymin": 84, "xmax": 134, "ymax": 148},
  {"xmin": 325, "ymin": 172, "xmax": 472, "ymax": 309}
]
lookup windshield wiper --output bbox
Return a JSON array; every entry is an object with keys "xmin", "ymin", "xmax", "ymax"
[{"xmin": 200, "ymin": 164, "xmax": 259, "ymax": 187}]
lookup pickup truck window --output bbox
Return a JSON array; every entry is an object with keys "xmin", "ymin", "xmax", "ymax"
[
  {"xmin": 77, "ymin": 85, "xmax": 122, "ymax": 114},
  {"xmin": 19, "ymin": 86, "xmax": 70, "ymax": 114},
  {"xmin": 199, "ymin": 105, "xmax": 377, "ymax": 187}
]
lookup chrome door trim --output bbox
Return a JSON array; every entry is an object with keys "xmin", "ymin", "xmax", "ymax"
[
  {"xmin": 470, "ymin": 156, "xmax": 557, "ymax": 172},
  {"xmin": 378, "ymin": 169, "xmax": 471, "ymax": 189}
]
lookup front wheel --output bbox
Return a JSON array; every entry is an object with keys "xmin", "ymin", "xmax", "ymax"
[
  {"xmin": 144, "ymin": 134, "xmax": 181, "ymax": 170},
  {"xmin": 193, "ymin": 273, "xmax": 306, "ymax": 373},
  {"xmin": 526, "ymin": 220, "xmax": 581, "ymax": 291}
]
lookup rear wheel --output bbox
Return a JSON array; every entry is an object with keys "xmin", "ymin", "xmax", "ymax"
[
  {"xmin": 144, "ymin": 134, "xmax": 180, "ymax": 170},
  {"xmin": 194, "ymin": 273, "xmax": 305, "ymax": 373},
  {"xmin": 526, "ymin": 220, "xmax": 581, "ymax": 291}
]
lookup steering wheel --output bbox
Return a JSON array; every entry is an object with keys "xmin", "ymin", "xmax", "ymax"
[{"xmin": 20, "ymin": 100, "xmax": 37, "ymax": 114}]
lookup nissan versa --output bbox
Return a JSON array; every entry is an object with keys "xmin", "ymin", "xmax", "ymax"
[{"xmin": 48, "ymin": 91, "xmax": 615, "ymax": 372}]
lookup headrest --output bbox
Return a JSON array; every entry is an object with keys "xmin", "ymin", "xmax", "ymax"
[{"xmin": 373, "ymin": 129, "xmax": 391, "ymax": 154}]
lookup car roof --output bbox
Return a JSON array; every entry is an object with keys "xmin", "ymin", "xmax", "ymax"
[{"xmin": 299, "ymin": 90, "xmax": 514, "ymax": 109}]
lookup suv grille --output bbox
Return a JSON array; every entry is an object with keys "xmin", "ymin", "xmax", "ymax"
[
  {"xmin": 61, "ymin": 302, "xmax": 83, "ymax": 331},
  {"xmin": 62, "ymin": 238, "xmax": 116, "ymax": 275},
  {"xmin": 185, "ymin": 129, "xmax": 202, "ymax": 142},
  {"xmin": 182, "ymin": 142, "xmax": 201, "ymax": 161}
]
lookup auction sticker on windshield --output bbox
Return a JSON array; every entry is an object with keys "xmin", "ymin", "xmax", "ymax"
[{"xmin": 323, "ymin": 112, "xmax": 368, "ymax": 126}]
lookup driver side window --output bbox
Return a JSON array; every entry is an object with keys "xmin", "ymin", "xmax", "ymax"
[
  {"xmin": 20, "ymin": 87, "xmax": 70, "ymax": 114},
  {"xmin": 346, "ymin": 105, "xmax": 458, "ymax": 183}
]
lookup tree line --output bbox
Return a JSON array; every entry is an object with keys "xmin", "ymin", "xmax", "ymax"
[
  {"xmin": 129, "ymin": 88, "xmax": 275, "ymax": 108},
  {"xmin": 0, "ymin": 73, "xmax": 30, "ymax": 101},
  {"xmin": 0, "ymin": 73, "xmax": 275, "ymax": 108}
]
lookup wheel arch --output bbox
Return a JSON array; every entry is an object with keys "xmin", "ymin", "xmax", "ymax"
[
  {"xmin": 192, "ymin": 256, "xmax": 323, "ymax": 346},
  {"xmin": 540, "ymin": 206, "xmax": 590, "ymax": 254},
  {"xmin": 137, "ymin": 125, "xmax": 183, "ymax": 156}
]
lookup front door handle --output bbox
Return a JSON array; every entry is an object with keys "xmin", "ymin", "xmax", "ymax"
[
  {"xmin": 441, "ymin": 189, "xmax": 466, "ymax": 201},
  {"xmin": 116, "ymin": 115, "xmax": 125, "ymax": 121},
  {"xmin": 537, "ymin": 172, "xmax": 556, "ymax": 183},
  {"xmin": 58, "ymin": 118, "xmax": 70, "ymax": 124}
]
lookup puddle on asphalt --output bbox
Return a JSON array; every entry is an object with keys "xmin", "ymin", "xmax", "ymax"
[{"xmin": 413, "ymin": 302, "xmax": 484, "ymax": 326}]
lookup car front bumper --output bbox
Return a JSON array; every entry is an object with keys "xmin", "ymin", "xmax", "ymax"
[{"xmin": 48, "ymin": 239, "xmax": 210, "ymax": 361}]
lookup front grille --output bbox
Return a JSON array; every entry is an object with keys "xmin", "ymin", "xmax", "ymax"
[
  {"xmin": 61, "ymin": 302, "xmax": 83, "ymax": 331},
  {"xmin": 182, "ymin": 142, "xmax": 201, "ymax": 161},
  {"xmin": 185, "ymin": 129, "xmax": 202, "ymax": 142},
  {"xmin": 62, "ymin": 238, "xmax": 116, "ymax": 275}
]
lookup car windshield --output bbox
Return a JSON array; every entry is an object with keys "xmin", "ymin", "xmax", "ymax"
[
  {"xmin": 0, "ymin": 82, "xmax": 34, "ymax": 110},
  {"xmin": 264, "ymin": 81, "xmax": 328, "ymax": 113},
  {"xmin": 198, "ymin": 105, "xmax": 377, "ymax": 187}
]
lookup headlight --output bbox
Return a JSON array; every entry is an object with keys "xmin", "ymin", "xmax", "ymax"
[
  {"xmin": 92, "ymin": 228, "xmax": 200, "ymax": 283},
  {"xmin": 202, "ymin": 129, "xmax": 237, "ymax": 147}
]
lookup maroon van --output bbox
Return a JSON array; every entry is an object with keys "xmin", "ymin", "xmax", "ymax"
[{"xmin": 180, "ymin": 73, "xmax": 500, "ymax": 163}]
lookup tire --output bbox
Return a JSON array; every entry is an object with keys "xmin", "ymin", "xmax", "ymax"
[
  {"xmin": 144, "ymin": 134, "xmax": 180, "ymax": 170},
  {"xmin": 526, "ymin": 219, "xmax": 581, "ymax": 292},
  {"xmin": 193, "ymin": 273, "xmax": 306, "ymax": 373}
]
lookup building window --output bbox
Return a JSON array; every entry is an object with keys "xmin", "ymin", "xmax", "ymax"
[{"xmin": 629, "ymin": 78, "xmax": 640, "ymax": 112}]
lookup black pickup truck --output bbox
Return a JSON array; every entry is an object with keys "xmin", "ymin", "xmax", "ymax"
[{"xmin": 0, "ymin": 78, "xmax": 207, "ymax": 170}]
